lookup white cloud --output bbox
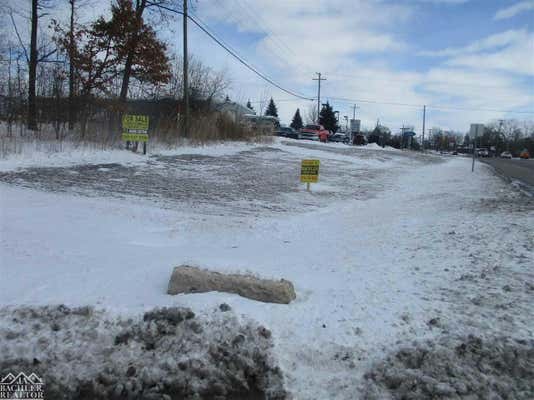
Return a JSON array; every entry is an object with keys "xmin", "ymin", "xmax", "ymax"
[
  {"xmin": 418, "ymin": 29, "xmax": 534, "ymax": 76},
  {"xmin": 419, "ymin": 29, "xmax": 528, "ymax": 57},
  {"xmin": 414, "ymin": 0, "xmax": 469, "ymax": 3},
  {"xmin": 494, "ymin": 0, "xmax": 534, "ymax": 20},
  {"xmin": 198, "ymin": 0, "xmax": 410, "ymax": 74},
  {"xmin": 446, "ymin": 32, "xmax": 534, "ymax": 76}
]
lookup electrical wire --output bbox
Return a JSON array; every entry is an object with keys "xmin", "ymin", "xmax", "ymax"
[
  {"xmin": 329, "ymin": 96, "xmax": 534, "ymax": 115},
  {"xmin": 147, "ymin": 1, "xmax": 314, "ymax": 101}
]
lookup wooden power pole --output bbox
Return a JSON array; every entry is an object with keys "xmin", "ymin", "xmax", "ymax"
[
  {"xmin": 312, "ymin": 72, "xmax": 326, "ymax": 124},
  {"xmin": 28, "ymin": 0, "xmax": 38, "ymax": 131},
  {"xmin": 183, "ymin": 0, "xmax": 189, "ymax": 137},
  {"xmin": 422, "ymin": 105, "xmax": 426, "ymax": 152}
]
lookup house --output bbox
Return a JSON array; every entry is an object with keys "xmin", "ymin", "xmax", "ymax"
[{"xmin": 215, "ymin": 100, "xmax": 254, "ymax": 123}]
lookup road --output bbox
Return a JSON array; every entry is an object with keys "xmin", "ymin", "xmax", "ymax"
[{"xmin": 481, "ymin": 157, "xmax": 534, "ymax": 190}]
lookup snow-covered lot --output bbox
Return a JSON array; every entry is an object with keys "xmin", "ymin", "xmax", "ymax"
[{"xmin": 1, "ymin": 140, "xmax": 533, "ymax": 399}]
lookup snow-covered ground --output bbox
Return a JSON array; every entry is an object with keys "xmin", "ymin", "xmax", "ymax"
[{"xmin": 1, "ymin": 140, "xmax": 533, "ymax": 399}]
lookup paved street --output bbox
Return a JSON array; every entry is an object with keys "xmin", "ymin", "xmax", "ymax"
[{"xmin": 481, "ymin": 158, "xmax": 534, "ymax": 190}]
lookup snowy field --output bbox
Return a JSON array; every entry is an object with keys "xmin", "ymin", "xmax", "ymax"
[{"xmin": 1, "ymin": 139, "xmax": 533, "ymax": 399}]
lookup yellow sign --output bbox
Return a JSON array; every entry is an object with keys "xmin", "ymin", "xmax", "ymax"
[
  {"xmin": 300, "ymin": 159, "xmax": 320, "ymax": 183},
  {"xmin": 122, "ymin": 114, "xmax": 149, "ymax": 142}
]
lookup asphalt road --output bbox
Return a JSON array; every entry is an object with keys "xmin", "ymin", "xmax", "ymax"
[{"xmin": 481, "ymin": 157, "xmax": 534, "ymax": 190}]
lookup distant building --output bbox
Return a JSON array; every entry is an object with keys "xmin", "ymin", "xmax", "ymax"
[
  {"xmin": 242, "ymin": 114, "xmax": 279, "ymax": 135},
  {"xmin": 215, "ymin": 100, "xmax": 255, "ymax": 123}
]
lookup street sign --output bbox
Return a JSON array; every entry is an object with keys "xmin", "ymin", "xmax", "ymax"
[
  {"xmin": 122, "ymin": 114, "xmax": 149, "ymax": 142},
  {"xmin": 301, "ymin": 159, "xmax": 320, "ymax": 184},
  {"xmin": 350, "ymin": 119, "xmax": 361, "ymax": 133}
]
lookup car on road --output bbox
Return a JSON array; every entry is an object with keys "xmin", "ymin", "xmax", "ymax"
[
  {"xmin": 329, "ymin": 133, "xmax": 349, "ymax": 143},
  {"xmin": 300, "ymin": 124, "xmax": 329, "ymax": 142},
  {"xmin": 500, "ymin": 151, "xmax": 512, "ymax": 159},
  {"xmin": 275, "ymin": 127, "xmax": 299, "ymax": 139},
  {"xmin": 519, "ymin": 149, "xmax": 530, "ymax": 159},
  {"xmin": 477, "ymin": 148, "xmax": 489, "ymax": 157}
]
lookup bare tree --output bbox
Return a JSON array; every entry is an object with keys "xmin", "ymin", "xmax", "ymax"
[
  {"xmin": 258, "ymin": 88, "xmax": 270, "ymax": 116},
  {"xmin": 165, "ymin": 53, "xmax": 229, "ymax": 104},
  {"xmin": 305, "ymin": 103, "xmax": 317, "ymax": 125}
]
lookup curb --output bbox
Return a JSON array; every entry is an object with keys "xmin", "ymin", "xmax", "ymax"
[{"xmin": 481, "ymin": 160, "xmax": 534, "ymax": 197}]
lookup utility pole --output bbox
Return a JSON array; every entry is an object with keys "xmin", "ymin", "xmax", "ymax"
[
  {"xmin": 471, "ymin": 130, "xmax": 477, "ymax": 172},
  {"xmin": 352, "ymin": 104, "xmax": 359, "ymax": 120},
  {"xmin": 28, "ymin": 0, "xmax": 38, "ymax": 131},
  {"xmin": 183, "ymin": 0, "xmax": 189, "ymax": 137},
  {"xmin": 312, "ymin": 72, "xmax": 326, "ymax": 124},
  {"xmin": 422, "ymin": 105, "xmax": 426, "ymax": 152},
  {"xmin": 68, "ymin": 0, "xmax": 75, "ymax": 131},
  {"xmin": 498, "ymin": 119, "xmax": 508, "ymax": 152}
]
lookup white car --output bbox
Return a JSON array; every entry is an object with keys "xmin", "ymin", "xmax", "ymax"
[{"xmin": 500, "ymin": 151, "xmax": 512, "ymax": 159}]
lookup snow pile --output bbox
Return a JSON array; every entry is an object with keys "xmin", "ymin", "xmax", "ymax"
[
  {"xmin": 0, "ymin": 144, "xmax": 144, "ymax": 172},
  {"xmin": 364, "ymin": 143, "xmax": 400, "ymax": 151},
  {"xmin": 0, "ymin": 139, "xmax": 261, "ymax": 172},
  {"xmin": 0, "ymin": 305, "xmax": 287, "ymax": 400},
  {"xmin": 363, "ymin": 335, "xmax": 534, "ymax": 400}
]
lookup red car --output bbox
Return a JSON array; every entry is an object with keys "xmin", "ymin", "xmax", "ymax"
[{"xmin": 300, "ymin": 124, "xmax": 329, "ymax": 142}]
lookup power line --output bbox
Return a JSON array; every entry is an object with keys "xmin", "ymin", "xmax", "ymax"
[
  {"xmin": 329, "ymin": 96, "xmax": 534, "ymax": 115},
  {"xmin": 427, "ymin": 103, "xmax": 534, "ymax": 114},
  {"xmin": 247, "ymin": 98, "xmax": 302, "ymax": 103},
  {"xmin": 230, "ymin": 0, "xmax": 313, "ymax": 76},
  {"xmin": 329, "ymin": 96, "xmax": 421, "ymax": 109},
  {"xmin": 147, "ymin": 2, "xmax": 314, "ymax": 101},
  {"xmin": 189, "ymin": 11, "xmax": 314, "ymax": 100},
  {"xmin": 325, "ymin": 71, "xmax": 524, "ymax": 91}
]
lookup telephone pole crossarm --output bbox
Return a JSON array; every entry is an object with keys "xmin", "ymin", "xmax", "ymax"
[{"xmin": 312, "ymin": 72, "xmax": 326, "ymax": 124}]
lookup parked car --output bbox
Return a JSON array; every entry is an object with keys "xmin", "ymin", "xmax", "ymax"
[
  {"xmin": 519, "ymin": 149, "xmax": 530, "ymax": 159},
  {"xmin": 300, "ymin": 124, "xmax": 329, "ymax": 142},
  {"xmin": 275, "ymin": 127, "xmax": 299, "ymax": 139},
  {"xmin": 329, "ymin": 133, "xmax": 349, "ymax": 143},
  {"xmin": 500, "ymin": 151, "xmax": 512, "ymax": 159},
  {"xmin": 299, "ymin": 130, "xmax": 319, "ymax": 141},
  {"xmin": 477, "ymin": 148, "xmax": 489, "ymax": 157}
]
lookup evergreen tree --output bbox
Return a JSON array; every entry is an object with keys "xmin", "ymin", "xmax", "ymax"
[
  {"xmin": 265, "ymin": 98, "xmax": 278, "ymax": 118},
  {"xmin": 290, "ymin": 108, "xmax": 303, "ymax": 130},
  {"xmin": 246, "ymin": 100, "xmax": 254, "ymax": 111},
  {"xmin": 319, "ymin": 101, "xmax": 339, "ymax": 132}
]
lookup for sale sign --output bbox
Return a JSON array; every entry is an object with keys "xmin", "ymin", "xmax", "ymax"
[
  {"xmin": 122, "ymin": 114, "xmax": 149, "ymax": 142},
  {"xmin": 300, "ymin": 159, "xmax": 320, "ymax": 183}
]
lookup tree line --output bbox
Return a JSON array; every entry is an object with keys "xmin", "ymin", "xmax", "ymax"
[{"xmin": 0, "ymin": 0, "xmax": 240, "ymax": 143}]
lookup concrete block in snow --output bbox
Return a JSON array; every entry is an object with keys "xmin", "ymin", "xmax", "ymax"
[{"xmin": 167, "ymin": 265, "xmax": 296, "ymax": 304}]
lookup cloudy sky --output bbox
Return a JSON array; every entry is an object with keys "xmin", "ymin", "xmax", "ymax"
[
  {"xmin": 3, "ymin": 0, "xmax": 533, "ymax": 133},
  {"xmin": 188, "ymin": 0, "xmax": 534, "ymax": 133}
]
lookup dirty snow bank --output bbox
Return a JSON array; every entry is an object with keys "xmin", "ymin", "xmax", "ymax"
[
  {"xmin": 0, "ymin": 305, "xmax": 286, "ymax": 400},
  {"xmin": 363, "ymin": 335, "xmax": 534, "ymax": 400}
]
